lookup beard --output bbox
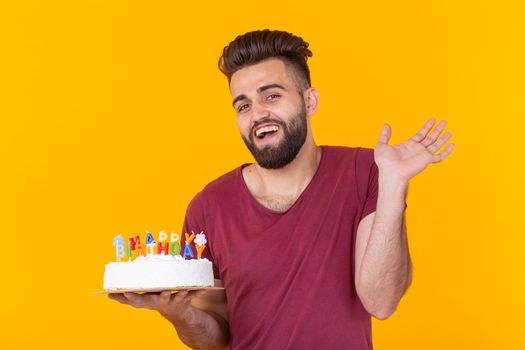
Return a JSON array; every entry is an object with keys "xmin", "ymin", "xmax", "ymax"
[{"xmin": 241, "ymin": 102, "xmax": 308, "ymax": 169}]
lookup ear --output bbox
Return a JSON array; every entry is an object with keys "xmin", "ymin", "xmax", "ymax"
[{"xmin": 304, "ymin": 87, "xmax": 320, "ymax": 117}]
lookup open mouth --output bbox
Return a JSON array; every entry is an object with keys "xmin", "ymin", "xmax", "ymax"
[{"xmin": 254, "ymin": 124, "xmax": 280, "ymax": 140}]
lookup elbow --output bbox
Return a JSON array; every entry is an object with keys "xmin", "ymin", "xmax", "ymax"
[
  {"xmin": 359, "ymin": 296, "xmax": 399, "ymax": 320},
  {"xmin": 358, "ymin": 289, "xmax": 400, "ymax": 320},
  {"xmin": 369, "ymin": 306, "xmax": 397, "ymax": 320},
  {"xmin": 356, "ymin": 274, "xmax": 411, "ymax": 321}
]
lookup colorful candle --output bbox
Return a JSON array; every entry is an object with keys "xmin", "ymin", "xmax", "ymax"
[
  {"xmin": 111, "ymin": 229, "xmax": 190, "ymax": 260},
  {"xmin": 134, "ymin": 236, "xmax": 145, "ymax": 257},
  {"xmin": 194, "ymin": 232, "xmax": 207, "ymax": 259},
  {"xmin": 156, "ymin": 230, "xmax": 169, "ymax": 255},
  {"xmin": 170, "ymin": 231, "xmax": 181, "ymax": 255},
  {"xmin": 157, "ymin": 242, "xmax": 168, "ymax": 255},
  {"xmin": 129, "ymin": 236, "xmax": 137, "ymax": 250},
  {"xmin": 183, "ymin": 232, "xmax": 195, "ymax": 258},
  {"xmin": 146, "ymin": 231, "xmax": 156, "ymax": 255},
  {"xmin": 113, "ymin": 234, "xmax": 126, "ymax": 262},
  {"xmin": 158, "ymin": 230, "xmax": 168, "ymax": 243},
  {"xmin": 170, "ymin": 232, "xmax": 180, "ymax": 243}
]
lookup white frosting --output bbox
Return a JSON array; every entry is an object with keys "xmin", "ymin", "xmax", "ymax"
[{"xmin": 103, "ymin": 255, "xmax": 214, "ymax": 290}]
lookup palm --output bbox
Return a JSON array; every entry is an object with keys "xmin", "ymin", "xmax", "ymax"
[{"xmin": 375, "ymin": 118, "xmax": 455, "ymax": 182}]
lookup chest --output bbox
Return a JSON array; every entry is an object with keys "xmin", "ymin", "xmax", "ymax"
[
  {"xmin": 209, "ymin": 186, "xmax": 361, "ymax": 289},
  {"xmin": 253, "ymin": 193, "xmax": 297, "ymax": 212}
]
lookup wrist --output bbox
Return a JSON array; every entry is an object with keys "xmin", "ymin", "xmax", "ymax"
[{"xmin": 378, "ymin": 171, "xmax": 409, "ymax": 193}]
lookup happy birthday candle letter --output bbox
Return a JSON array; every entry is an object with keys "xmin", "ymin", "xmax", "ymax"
[
  {"xmin": 194, "ymin": 232, "xmax": 207, "ymax": 259},
  {"xmin": 183, "ymin": 232, "xmax": 195, "ymax": 259}
]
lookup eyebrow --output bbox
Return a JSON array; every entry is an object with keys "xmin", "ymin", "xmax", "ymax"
[{"xmin": 232, "ymin": 83, "xmax": 287, "ymax": 108}]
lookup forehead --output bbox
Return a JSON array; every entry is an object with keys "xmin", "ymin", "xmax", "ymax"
[{"xmin": 229, "ymin": 58, "xmax": 295, "ymax": 97}]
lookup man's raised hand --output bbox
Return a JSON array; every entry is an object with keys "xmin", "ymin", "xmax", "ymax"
[{"xmin": 375, "ymin": 118, "xmax": 455, "ymax": 182}]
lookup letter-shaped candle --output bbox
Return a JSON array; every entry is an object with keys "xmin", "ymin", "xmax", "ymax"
[
  {"xmin": 127, "ymin": 238, "xmax": 132, "ymax": 261},
  {"xmin": 146, "ymin": 231, "xmax": 156, "ymax": 255},
  {"xmin": 194, "ymin": 232, "xmax": 207, "ymax": 259},
  {"xmin": 158, "ymin": 230, "xmax": 168, "ymax": 242},
  {"xmin": 170, "ymin": 231, "xmax": 181, "ymax": 256},
  {"xmin": 183, "ymin": 232, "xmax": 195, "ymax": 259},
  {"xmin": 157, "ymin": 230, "xmax": 169, "ymax": 255},
  {"xmin": 134, "ymin": 236, "xmax": 145, "ymax": 257},
  {"xmin": 113, "ymin": 235, "xmax": 126, "ymax": 262}
]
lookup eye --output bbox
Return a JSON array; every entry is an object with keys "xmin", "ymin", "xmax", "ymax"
[
  {"xmin": 266, "ymin": 94, "xmax": 280, "ymax": 101},
  {"xmin": 237, "ymin": 103, "xmax": 250, "ymax": 112}
]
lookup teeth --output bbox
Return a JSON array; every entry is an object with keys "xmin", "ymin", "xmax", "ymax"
[{"xmin": 255, "ymin": 125, "xmax": 279, "ymax": 137}]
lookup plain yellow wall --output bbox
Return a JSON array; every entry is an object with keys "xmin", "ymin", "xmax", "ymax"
[{"xmin": 1, "ymin": 1, "xmax": 524, "ymax": 349}]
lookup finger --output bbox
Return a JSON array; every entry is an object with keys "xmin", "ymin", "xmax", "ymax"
[
  {"xmin": 411, "ymin": 118, "xmax": 436, "ymax": 142},
  {"xmin": 422, "ymin": 120, "xmax": 447, "ymax": 147},
  {"xmin": 108, "ymin": 293, "xmax": 130, "ymax": 305},
  {"xmin": 122, "ymin": 292, "xmax": 152, "ymax": 308},
  {"xmin": 142, "ymin": 292, "xmax": 170, "ymax": 310},
  {"xmin": 168, "ymin": 290, "xmax": 190, "ymax": 307},
  {"xmin": 378, "ymin": 124, "xmax": 391, "ymax": 144},
  {"xmin": 428, "ymin": 132, "xmax": 452, "ymax": 153},
  {"xmin": 432, "ymin": 143, "xmax": 455, "ymax": 163},
  {"xmin": 158, "ymin": 290, "xmax": 173, "ymax": 306}
]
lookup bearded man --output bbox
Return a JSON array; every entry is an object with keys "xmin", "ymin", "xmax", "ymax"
[{"xmin": 110, "ymin": 29, "xmax": 454, "ymax": 350}]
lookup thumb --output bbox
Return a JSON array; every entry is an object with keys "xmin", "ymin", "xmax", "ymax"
[{"xmin": 378, "ymin": 123, "xmax": 391, "ymax": 144}]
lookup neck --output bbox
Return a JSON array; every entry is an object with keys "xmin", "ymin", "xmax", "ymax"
[{"xmin": 250, "ymin": 136, "xmax": 322, "ymax": 198}]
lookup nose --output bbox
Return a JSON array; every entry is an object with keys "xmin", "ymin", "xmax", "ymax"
[{"xmin": 250, "ymin": 100, "xmax": 270, "ymax": 122}]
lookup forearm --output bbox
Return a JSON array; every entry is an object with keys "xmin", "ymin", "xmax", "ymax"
[
  {"xmin": 358, "ymin": 173, "xmax": 412, "ymax": 319},
  {"xmin": 166, "ymin": 308, "xmax": 229, "ymax": 350}
]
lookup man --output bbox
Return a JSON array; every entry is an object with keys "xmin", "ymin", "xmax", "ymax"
[{"xmin": 110, "ymin": 29, "xmax": 454, "ymax": 349}]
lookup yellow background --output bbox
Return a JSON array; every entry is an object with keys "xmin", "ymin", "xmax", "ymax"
[{"xmin": 1, "ymin": 1, "xmax": 524, "ymax": 349}]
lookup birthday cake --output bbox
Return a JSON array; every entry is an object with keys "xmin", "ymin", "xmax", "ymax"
[{"xmin": 103, "ymin": 230, "xmax": 214, "ymax": 291}]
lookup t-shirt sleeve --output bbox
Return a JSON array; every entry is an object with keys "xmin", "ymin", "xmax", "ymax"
[
  {"xmin": 181, "ymin": 191, "xmax": 221, "ymax": 279},
  {"xmin": 359, "ymin": 149, "xmax": 379, "ymax": 221},
  {"xmin": 358, "ymin": 148, "xmax": 408, "ymax": 222}
]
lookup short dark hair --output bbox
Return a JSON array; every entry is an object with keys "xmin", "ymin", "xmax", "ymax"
[{"xmin": 218, "ymin": 29, "xmax": 313, "ymax": 91}]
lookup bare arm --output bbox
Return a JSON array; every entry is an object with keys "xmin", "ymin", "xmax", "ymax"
[
  {"xmin": 355, "ymin": 177, "xmax": 412, "ymax": 320},
  {"xmin": 109, "ymin": 279, "xmax": 229, "ymax": 349},
  {"xmin": 355, "ymin": 118, "xmax": 453, "ymax": 320}
]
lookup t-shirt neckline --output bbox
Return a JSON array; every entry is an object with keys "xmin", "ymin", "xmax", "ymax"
[{"xmin": 237, "ymin": 145, "xmax": 327, "ymax": 215}]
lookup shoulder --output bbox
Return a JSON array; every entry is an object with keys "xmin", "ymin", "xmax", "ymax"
[
  {"xmin": 188, "ymin": 166, "xmax": 243, "ymax": 207},
  {"xmin": 202, "ymin": 166, "xmax": 242, "ymax": 197},
  {"xmin": 322, "ymin": 146, "xmax": 377, "ymax": 198},
  {"xmin": 323, "ymin": 145, "xmax": 372, "ymax": 156},
  {"xmin": 322, "ymin": 145, "xmax": 375, "ymax": 167}
]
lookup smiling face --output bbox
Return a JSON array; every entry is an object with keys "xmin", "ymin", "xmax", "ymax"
[{"xmin": 230, "ymin": 58, "xmax": 313, "ymax": 169}]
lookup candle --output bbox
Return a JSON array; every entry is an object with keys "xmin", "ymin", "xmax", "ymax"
[
  {"xmin": 194, "ymin": 231, "xmax": 207, "ymax": 259},
  {"xmin": 157, "ymin": 242, "xmax": 168, "ymax": 255},
  {"xmin": 129, "ymin": 236, "xmax": 137, "ymax": 250},
  {"xmin": 183, "ymin": 232, "xmax": 195, "ymax": 258},
  {"xmin": 158, "ymin": 230, "xmax": 168, "ymax": 242},
  {"xmin": 127, "ymin": 239, "xmax": 132, "ymax": 261},
  {"xmin": 157, "ymin": 230, "xmax": 169, "ymax": 255},
  {"xmin": 113, "ymin": 234, "xmax": 126, "ymax": 262},
  {"xmin": 134, "ymin": 236, "xmax": 145, "ymax": 257},
  {"xmin": 146, "ymin": 231, "xmax": 156, "ymax": 255},
  {"xmin": 170, "ymin": 231, "xmax": 180, "ymax": 243},
  {"xmin": 170, "ymin": 231, "xmax": 181, "ymax": 256},
  {"xmin": 146, "ymin": 231, "xmax": 155, "ymax": 245}
]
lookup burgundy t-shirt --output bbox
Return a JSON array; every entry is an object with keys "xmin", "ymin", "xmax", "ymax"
[{"xmin": 181, "ymin": 146, "xmax": 381, "ymax": 350}]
